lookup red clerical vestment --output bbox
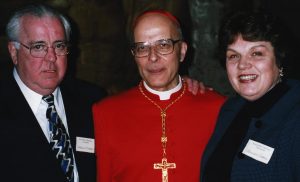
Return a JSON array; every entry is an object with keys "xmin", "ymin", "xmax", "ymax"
[{"xmin": 93, "ymin": 82, "xmax": 225, "ymax": 182}]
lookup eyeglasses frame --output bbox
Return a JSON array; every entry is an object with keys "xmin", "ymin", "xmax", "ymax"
[
  {"xmin": 131, "ymin": 38, "xmax": 182, "ymax": 58},
  {"xmin": 14, "ymin": 41, "xmax": 70, "ymax": 58}
]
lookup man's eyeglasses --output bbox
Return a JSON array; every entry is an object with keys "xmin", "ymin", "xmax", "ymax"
[
  {"xmin": 15, "ymin": 41, "xmax": 69, "ymax": 58},
  {"xmin": 131, "ymin": 39, "xmax": 181, "ymax": 58}
]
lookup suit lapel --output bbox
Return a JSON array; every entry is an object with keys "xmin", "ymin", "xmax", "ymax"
[
  {"xmin": 5, "ymin": 78, "xmax": 49, "ymax": 144},
  {"xmin": 2, "ymin": 76, "xmax": 60, "ymax": 166}
]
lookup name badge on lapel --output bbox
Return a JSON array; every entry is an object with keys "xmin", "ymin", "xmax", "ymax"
[
  {"xmin": 76, "ymin": 137, "xmax": 95, "ymax": 153},
  {"xmin": 242, "ymin": 139, "xmax": 274, "ymax": 164}
]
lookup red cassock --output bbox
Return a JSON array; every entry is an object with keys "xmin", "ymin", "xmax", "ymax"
[{"xmin": 93, "ymin": 83, "xmax": 225, "ymax": 182}]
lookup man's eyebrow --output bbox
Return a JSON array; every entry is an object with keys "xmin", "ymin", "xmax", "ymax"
[
  {"xmin": 53, "ymin": 40, "xmax": 67, "ymax": 43},
  {"xmin": 29, "ymin": 40, "xmax": 67, "ymax": 45},
  {"xmin": 29, "ymin": 41, "xmax": 46, "ymax": 44}
]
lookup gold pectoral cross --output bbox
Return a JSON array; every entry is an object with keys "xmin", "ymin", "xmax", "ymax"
[{"xmin": 154, "ymin": 158, "xmax": 176, "ymax": 182}]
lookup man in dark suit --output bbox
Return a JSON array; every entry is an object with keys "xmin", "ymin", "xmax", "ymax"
[{"xmin": 0, "ymin": 4, "xmax": 106, "ymax": 182}]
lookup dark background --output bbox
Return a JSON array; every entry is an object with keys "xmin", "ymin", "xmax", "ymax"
[{"xmin": 1, "ymin": 0, "xmax": 299, "ymax": 96}]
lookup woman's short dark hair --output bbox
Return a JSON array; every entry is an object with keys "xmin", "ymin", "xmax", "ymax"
[{"xmin": 218, "ymin": 11, "xmax": 293, "ymax": 73}]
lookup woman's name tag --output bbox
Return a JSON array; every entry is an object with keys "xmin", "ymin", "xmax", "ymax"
[{"xmin": 242, "ymin": 139, "xmax": 274, "ymax": 164}]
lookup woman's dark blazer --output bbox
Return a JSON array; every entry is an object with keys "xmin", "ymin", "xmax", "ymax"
[{"xmin": 201, "ymin": 79, "xmax": 300, "ymax": 182}]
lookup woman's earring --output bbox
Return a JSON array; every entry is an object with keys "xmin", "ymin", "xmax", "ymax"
[
  {"xmin": 278, "ymin": 67, "xmax": 284, "ymax": 82},
  {"xmin": 279, "ymin": 67, "xmax": 284, "ymax": 77}
]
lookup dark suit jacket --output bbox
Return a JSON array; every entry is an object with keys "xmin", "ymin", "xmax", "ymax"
[
  {"xmin": 0, "ymin": 74, "xmax": 107, "ymax": 182},
  {"xmin": 200, "ymin": 79, "xmax": 300, "ymax": 182}
]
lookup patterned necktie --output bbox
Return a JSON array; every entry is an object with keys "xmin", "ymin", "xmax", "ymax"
[{"xmin": 42, "ymin": 94, "xmax": 74, "ymax": 182}]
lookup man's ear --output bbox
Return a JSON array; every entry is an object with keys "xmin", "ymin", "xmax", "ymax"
[
  {"xmin": 8, "ymin": 42, "xmax": 18, "ymax": 65},
  {"xmin": 179, "ymin": 41, "xmax": 187, "ymax": 62}
]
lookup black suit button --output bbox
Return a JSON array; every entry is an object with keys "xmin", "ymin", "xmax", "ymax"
[
  {"xmin": 238, "ymin": 151, "xmax": 245, "ymax": 159},
  {"xmin": 255, "ymin": 120, "xmax": 263, "ymax": 128}
]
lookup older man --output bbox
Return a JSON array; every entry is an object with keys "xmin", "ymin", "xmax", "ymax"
[
  {"xmin": 93, "ymin": 10, "xmax": 225, "ymax": 182},
  {"xmin": 0, "ymin": 4, "xmax": 106, "ymax": 182}
]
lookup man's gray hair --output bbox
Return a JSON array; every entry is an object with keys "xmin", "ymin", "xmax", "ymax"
[{"xmin": 6, "ymin": 4, "xmax": 71, "ymax": 43}]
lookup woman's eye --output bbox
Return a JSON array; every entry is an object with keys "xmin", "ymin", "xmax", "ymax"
[
  {"xmin": 252, "ymin": 51, "xmax": 263, "ymax": 56},
  {"xmin": 227, "ymin": 54, "xmax": 239, "ymax": 60}
]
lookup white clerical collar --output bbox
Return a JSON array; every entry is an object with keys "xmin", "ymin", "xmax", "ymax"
[
  {"xmin": 143, "ymin": 76, "xmax": 182, "ymax": 100},
  {"xmin": 13, "ymin": 68, "xmax": 60, "ymax": 114}
]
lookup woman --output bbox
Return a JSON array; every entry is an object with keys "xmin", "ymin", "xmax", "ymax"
[{"xmin": 200, "ymin": 11, "xmax": 300, "ymax": 182}]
